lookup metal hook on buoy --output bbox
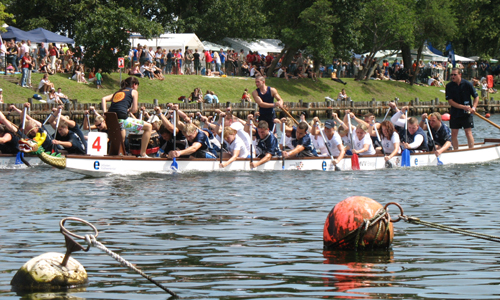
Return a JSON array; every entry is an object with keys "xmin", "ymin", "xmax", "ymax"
[{"xmin": 59, "ymin": 217, "xmax": 99, "ymax": 266}]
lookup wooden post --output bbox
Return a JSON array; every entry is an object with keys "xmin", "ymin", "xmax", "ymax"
[{"xmin": 153, "ymin": 99, "xmax": 158, "ymax": 106}]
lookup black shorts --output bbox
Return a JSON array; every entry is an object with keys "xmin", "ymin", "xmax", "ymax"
[{"xmin": 450, "ymin": 114, "xmax": 474, "ymax": 129}]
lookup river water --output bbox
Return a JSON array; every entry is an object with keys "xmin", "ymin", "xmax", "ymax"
[{"xmin": 2, "ymin": 116, "xmax": 500, "ymax": 299}]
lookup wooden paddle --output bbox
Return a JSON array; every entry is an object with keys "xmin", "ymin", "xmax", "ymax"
[
  {"xmin": 170, "ymin": 110, "xmax": 178, "ymax": 171},
  {"xmin": 219, "ymin": 117, "xmax": 225, "ymax": 164},
  {"xmin": 401, "ymin": 111, "xmax": 410, "ymax": 167},
  {"xmin": 281, "ymin": 122, "xmax": 285, "ymax": 170},
  {"xmin": 425, "ymin": 118, "xmax": 444, "ymax": 166},
  {"xmin": 281, "ymin": 107, "xmax": 299, "ymax": 125},
  {"xmin": 249, "ymin": 120, "xmax": 254, "ymax": 168},
  {"xmin": 474, "ymin": 111, "xmax": 500, "ymax": 130},
  {"xmin": 347, "ymin": 114, "xmax": 360, "ymax": 170},
  {"xmin": 52, "ymin": 108, "xmax": 62, "ymax": 153},
  {"xmin": 317, "ymin": 122, "xmax": 341, "ymax": 171}
]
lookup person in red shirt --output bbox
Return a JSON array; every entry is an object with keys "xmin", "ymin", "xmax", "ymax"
[
  {"xmin": 246, "ymin": 51, "xmax": 254, "ymax": 64},
  {"xmin": 204, "ymin": 50, "xmax": 213, "ymax": 72},
  {"xmin": 20, "ymin": 52, "xmax": 32, "ymax": 87},
  {"xmin": 265, "ymin": 54, "xmax": 274, "ymax": 66}
]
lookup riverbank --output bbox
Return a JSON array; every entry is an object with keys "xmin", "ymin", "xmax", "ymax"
[{"xmin": 1, "ymin": 72, "xmax": 447, "ymax": 104}]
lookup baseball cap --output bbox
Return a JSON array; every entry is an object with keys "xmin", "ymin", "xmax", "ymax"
[
  {"xmin": 0, "ymin": 88, "xmax": 3, "ymax": 92},
  {"xmin": 324, "ymin": 119, "xmax": 335, "ymax": 129}
]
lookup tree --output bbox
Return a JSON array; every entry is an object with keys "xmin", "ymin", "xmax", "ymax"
[
  {"xmin": 356, "ymin": 0, "xmax": 416, "ymax": 80},
  {"xmin": 0, "ymin": 3, "xmax": 14, "ymax": 32},
  {"xmin": 73, "ymin": 1, "xmax": 163, "ymax": 73}
]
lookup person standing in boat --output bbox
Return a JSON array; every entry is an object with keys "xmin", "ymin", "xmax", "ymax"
[
  {"xmin": 102, "ymin": 76, "xmax": 153, "ymax": 158},
  {"xmin": 419, "ymin": 112, "xmax": 452, "ymax": 157},
  {"xmin": 446, "ymin": 68, "xmax": 478, "ymax": 149},
  {"xmin": 252, "ymin": 76, "xmax": 284, "ymax": 129}
]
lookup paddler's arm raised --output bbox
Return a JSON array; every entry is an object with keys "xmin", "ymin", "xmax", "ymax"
[
  {"xmin": 154, "ymin": 106, "xmax": 177, "ymax": 134},
  {"xmin": 101, "ymin": 94, "xmax": 113, "ymax": 113},
  {"xmin": 0, "ymin": 111, "xmax": 18, "ymax": 134}
]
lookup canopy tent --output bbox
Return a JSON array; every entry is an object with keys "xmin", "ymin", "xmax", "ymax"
[
  {"xmin": 26, "ymin": 28, "xmax": 74, "ymax": 44},
  {"xmin": 468, "ymin": 56, "xmax": 498, "ymax": 63},
  {"xmin": 203, "ymin": 41, "xmax": 232, "ymax": 51},
  {"xmin": 453, "ymin": 54, "xmax": 474, "ymax": 62},
  {"xmin": 361, "ymin": 50, "xmax": 399, "ymax": 59},
  {"xmin": 0, "ymin": 26, "xmax": 36, "ymax": 42},
  {"xmin": 410, "ymin": 46, "xmax": 448, "ymax": 61},
  {"xmin": 223, "ymin": 38, "xmax": 283, "ymax": 55},
  {"xmin": 129, "ymin": 33, "xmax": 205, "ymax": 52}
]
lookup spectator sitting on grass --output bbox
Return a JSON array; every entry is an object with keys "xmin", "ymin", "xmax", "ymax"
[
  {"xmin": 55, "ymin": 88, "xmax": 70, "ymax": 104},
  {"xmin": 38, "ymin": 74, "xmax": 54, "ymax": 94}
]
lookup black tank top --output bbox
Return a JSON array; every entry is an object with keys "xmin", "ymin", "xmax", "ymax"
[
  {"xmin": 109, "ymin": 88, "xmax": 134, "ymax": 119},
  {"xmin": 0, "ymin": 132, "xmax": 19, "ymax": 154},
  {"xmin": 256, "ymin": 86, "xmax": 274, "ymax": 117}
]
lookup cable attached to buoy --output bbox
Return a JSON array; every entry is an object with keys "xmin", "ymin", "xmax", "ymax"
[
  {"xmin": 84, "ymin": 235, "xmax": 177, "ymax": 297},
  {"xmin": 385, "ymin": 202, "xmax": 500, "ymax": 243}
]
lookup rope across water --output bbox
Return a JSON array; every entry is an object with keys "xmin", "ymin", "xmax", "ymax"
[{"xmin": 84, "ymin": 234, "xmax": 177, "ymax": 297}]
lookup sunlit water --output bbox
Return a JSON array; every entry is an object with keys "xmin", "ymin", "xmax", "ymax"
[{"xmin": 2, "ymin": 116, "xmax": 500, "ymax": 299}]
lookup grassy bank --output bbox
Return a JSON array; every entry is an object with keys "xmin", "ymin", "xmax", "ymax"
[{"xmin": 0, "ymin": 72, "xmax": 446, "ymax": 105}]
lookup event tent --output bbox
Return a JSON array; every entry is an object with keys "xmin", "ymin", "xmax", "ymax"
[
  {"xmin": 27, "ymin": 28, "xmax": 74, "ymax": 44},
  {"xmin": 1, "ymin": 26, "xmax": 36, "ymax": 41},
  {"xmin": 203, "ymin": 41, "xmax": 232, "ymax": 51},
  {"xmin": 453, "ymin": 54, "xmax": 474, "ymax": 62},
  {"xmin": 129, "ymin": 33, "xmax": 205, "ymax": 52},
  {"xmin": 223, "ymin": 38, "xmax": 283, "ymax": 55}
]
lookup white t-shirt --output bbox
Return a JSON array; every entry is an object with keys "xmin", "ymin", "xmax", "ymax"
[
  {"xmin": 317, "ymin": 129, "xmax": 343, "ymax": 157},
  {"xmin": 353, "ymin": 132, "xmax": 376, "ymax": 155},
  {"xmin": 382, "ymin": 131, "xmax": 401, "ymax": 155},
  {"xmin": 38, "ymin": 79, "xmax": 48, "ymax": 90},
  {"xmin": 230, "ymin": 121, "xmax": 252, "ymax": 152},
  {"xmin": 225, "ymin": 135, "xmax": 249, "ymax": 158}
]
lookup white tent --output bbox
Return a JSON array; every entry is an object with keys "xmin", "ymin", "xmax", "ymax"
[
  {"xmin": 203, "ymin": 41, "xmax": 232, "ymax": 51},
  {"xmin": 223, "ymin": 38, "xmax": 283, "ymax": 55},
  {"xmin": 453, "ymin": 54, "xmax": 474, "ymax": 62},
  {"xmin": 129, "ymin": 33, "xmax": 205, "ymax": 52},
  {"xmin": 361, "ymin": 50, "xmax": 399, "ymax": 59}
]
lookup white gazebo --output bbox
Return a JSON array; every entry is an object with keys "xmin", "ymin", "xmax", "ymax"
[
  {"xmin": 223, "ymin": 38, "xmax": 283, "ymax": 55},
  {"xmin": 130, "ymin": 33, "xmax": 205, "ymax": 52}
]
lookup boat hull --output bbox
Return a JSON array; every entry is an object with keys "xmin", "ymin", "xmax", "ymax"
[{"xmin": 63, "ymin": 139, "xmax": 500, "ymax": 176}]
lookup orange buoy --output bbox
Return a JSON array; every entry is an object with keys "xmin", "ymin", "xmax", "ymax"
[
  {"xmin": 486, "ymin": 113, "xmax": 491, "ymax": 118},
  {"xmin": 442, "ymin": 113, "xmax": 450, "ymax": 121},
  {"xmin": 323, "ymin": 196, "xmax": 393, "ymax": 250}
]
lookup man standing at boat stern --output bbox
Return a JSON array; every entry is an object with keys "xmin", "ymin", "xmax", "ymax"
[
  {"xmin": 252, "ymin": 76, "xmax": 284, "ymax": 129},
  {"xmin": 446, "ymin": 68, "xmax": 478, "ymax": 149}
]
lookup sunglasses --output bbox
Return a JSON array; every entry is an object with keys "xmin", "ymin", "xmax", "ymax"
[{"xmin": 95, "ymin": 123, "xmax": 103, "ymax": 127}]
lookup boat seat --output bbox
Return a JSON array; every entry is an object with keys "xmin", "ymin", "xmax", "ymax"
[{"xmin": 104, "ymin": 112, "xmax": 126, "ymax": 156}]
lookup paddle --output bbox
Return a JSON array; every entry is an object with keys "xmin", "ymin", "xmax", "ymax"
[
  {"xmin": 219, "ymin": 117, "xmax": 225, "ymax": 164},
  {"xmin": 373, "ymin": 120, "xmax": 392, "ymax": 168},
  {"xmin": 42, "ymin": 113, "xmax": 52, "ymax": 126},
  {"xmin": 382, "ymin": 107, "xmax": 391, "ymax": 121},
  {"xmin": 249, "ymin": 120, "xmax": 253, "ymax": 169},
  {"xmin": 170, "ymin": 110, "xmax": 178, "ymax": 171},
  {"xmin": 347, "ymin": 114, "xmax": 360, "ymax": 170},
  {"xmin": 16, "ymin": 107, "xmax": 30, "ymax": 167},
  {"xmin": 281, "ymin": 122, "xmax": 285, "ymax": 170},
  {"xmin": 401, "ymin": 111, "xmax": 410, "ymax": 167},
  {"xmin": 52, "ymin": 108, "xmax": 62, "ymax": 154},
  {"xmin": 425, "ymin": 118, "xmax": 444, "ymax": 166},
  {"xmin": 317, "ymin": 122, "xmax": 341, "ymax": 171},
  {"xmin": 473, "ymin": 111, "xmax": 500, "ymax": 130},
  {"xmin": 281, "ymin": 107, "xmax": 299, "ymax": 125}
]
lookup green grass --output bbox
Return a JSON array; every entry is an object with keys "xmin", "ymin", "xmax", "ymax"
[{"xmin": 0, "ymin": 72, "xmax": 447, "ymax": 105}]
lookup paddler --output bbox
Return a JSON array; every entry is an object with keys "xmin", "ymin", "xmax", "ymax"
[
  {"xmin": 419, "ymin": 112, "xmax": 452, "ymax": 156},
  {"xmin": 282, "ymin": 122, "xmax": 318, "ymax": 158},
  {"xmin": 250, "ymin": 119, "xmax": 281, "ymax": 169},
  {"xmin": 7, "ymin": 104, "xmax": 54, "ymax": 151},
  {"xmin": 101, "ymin": 76, "xmax": 153, "ymax": 157}
]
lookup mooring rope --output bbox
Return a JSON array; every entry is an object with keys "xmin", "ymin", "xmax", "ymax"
[
  {"xmin": 385, "ymin": 202, "xmax": 500, "ymax": 243},
  {"xmin": 85, "ymin": 234, "xmax": 177, "ymax": 297}
]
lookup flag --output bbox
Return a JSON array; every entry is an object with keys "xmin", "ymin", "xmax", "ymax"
[
  {"xmin": 427, "ymin": 41, "xmax": 443, "ymax": 56},
  {"xmin": 446, "ymin": 43, "xmax": 455, "ymax": 68}
]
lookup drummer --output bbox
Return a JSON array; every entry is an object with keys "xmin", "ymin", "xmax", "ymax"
[{"xmin": 102, "ymin": 76, "xmax": 152, "ymax": 158}]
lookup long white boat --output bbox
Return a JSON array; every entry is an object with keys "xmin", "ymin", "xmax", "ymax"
[{"xmin": 22, "ymin": 138, "xmax": 500, "ymax": 177}]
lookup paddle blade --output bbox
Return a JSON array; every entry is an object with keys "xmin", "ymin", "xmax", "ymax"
[
  {"xmin": 437, "ymin": 157, "xmax": 444, "ymax": 166},
  {"xmin": 15, "ymin": 152, "xmax": 23, "ymax": 165},
  {"xmin": 402, "ymin": 149, "xmax": 410, "ymax": 167},
  {"xmin": 170, "ymin": 158, "xmax": 178, "ymax": 171},
  {"xmin": 385, "ymin": 160, "xmax": 393, "ymax": 168},
  {"xmin": 351, "ymin": 153, "xmax": 360, "ymax": 170}
]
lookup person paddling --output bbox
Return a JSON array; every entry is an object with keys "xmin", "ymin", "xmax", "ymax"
[
  {"xmin": 419, "ymin": 112, "xmax": 452, "ymax": 157},
  {"xmin": 102, "ymin": 77, "xmax": 153, "ymax": 157}
]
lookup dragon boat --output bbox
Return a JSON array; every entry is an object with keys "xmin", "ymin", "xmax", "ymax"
[{"xmin": 17, "ymin": 112, "xmax": 500, "ymax": 176}]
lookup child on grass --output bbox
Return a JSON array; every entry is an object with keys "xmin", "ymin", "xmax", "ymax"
[{"xmin": 96, "ymin": 68, "xmax": 102, "ymax": 89}]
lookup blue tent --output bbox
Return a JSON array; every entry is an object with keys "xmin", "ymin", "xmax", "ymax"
[
  {"xmin": 0, "ymin": 26, "xmax": 36, "ymax": 41},
  {"xmin": 26, "ymin": 28, "xmax": 74, "ymax": 44}
]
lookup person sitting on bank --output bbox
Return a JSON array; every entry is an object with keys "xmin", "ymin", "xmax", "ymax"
[
  {"xmin": 220, "ymin": 126, "xmax": 249, "ymax": 168},
  {"xmin": 391, "ymin": 107, "xmax": 429, "ymax": 153},
  {"xmin": 250, "ymin": 119, "xmax": 281, "ymax": 169},
  {"xmin": 47, "ymin": 88, "xmax": 64, "ymax": 105},
  {"xmin": 283, "ymin": 121, "xmax": 318, "ymax": 158},
  {"xmin": 55, "ymin": 88, "xmax": 70, "ymax": 104},
  {"xmin": 52, "ymin": 120, "xmax": 86, "ymax": 154},
  {"xmin": 168, "ymin": 122, "xmax": 218, "ymax": 159},
  {"xmin": 38, "ymin": 74, "xmax": 54, "ymax": 94},
  {"xmin": 419, "ymin": 112, "xmax": 452, "ymax": 157},
  {"xmin": 331, "ymin": 69, "xmax": 347, "ymax": 85},
  {"xmin": 337, "ymin": 88, "xmax": 348, "ymax": 101}
]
